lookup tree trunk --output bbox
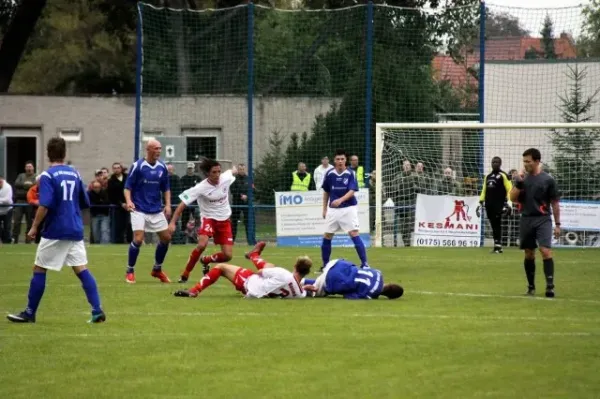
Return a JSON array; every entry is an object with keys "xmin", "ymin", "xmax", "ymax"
[{"xmin": 0, "ymin": 0, "xmax": 47, "ymax": 92}]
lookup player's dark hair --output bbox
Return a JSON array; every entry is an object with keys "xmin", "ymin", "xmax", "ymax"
[
  {"xmin": 381, "ymin": 283, "xmax": 404, "ymax": 299},
  {"xmin": 25, "ymin": 160, "xmax": 35, "ymax": 167},
  {"xmin": 47, "ymin": 137, "xmax": 66, "ymax": 163},
  {"xmin": 492, "ymin": 156, "xmax": 502, "ymax": 163},
  {"xmin": 199, "ymin": 158, "xmax": 221, "ymax": 175},
  {"xmin": 294, "ymin": 256, "xmax": 312, "ymax": 277},
  {"xmin": 334, "ymin": 149, "xmax": 347, "ymax": 158},
  {"xmin": 522, "ymin": 148, "xmax": 541, "ymax": 162}
]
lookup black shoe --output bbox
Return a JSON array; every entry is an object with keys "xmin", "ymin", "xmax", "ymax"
[
  {"xmin": 174, "ymin": 289, "xmax": 198, "ymax": 298},
  {"xmin": 7, "ymin": 311, "xmax": 36, "ymax": 323},
  {"xmin": 491, "ymin": 247, "xmax": 503, "ymax": 254},
  {"xmin": 202, "ymin": 263, "xmax": 210, "ymax": 276},
  {"xmin": 525, "ymin": 286, "xmax": 535, "ymax": 296},
  {"xmin": 178, "ymin": 275, "xmax": 188, "ymax": 283},
  {"xmin": 545, "ymin": 286, "xmax": 555, "ymax": 298}
]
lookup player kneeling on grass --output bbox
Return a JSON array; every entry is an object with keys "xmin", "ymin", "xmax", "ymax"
[
  {"xmin": 302, "ymin": 259, "xmax": 403, "ymax": 300},
  {"xmin": 173, "ymin": 242, "xmax": 312, "ymax": 299},
  {"xmin": 168, "ymin": 159, "xmax": 236, "ymax": 283},
  {"xmin": 7, "ymin": 138, "xmax": 105, "ymax": 324}
]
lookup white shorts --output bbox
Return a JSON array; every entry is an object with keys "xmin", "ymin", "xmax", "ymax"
[
  {"xmin": 131, "ymin": 210, "xmax": 168, "ymax": 233},
  {"xmin": 312, "ymin": 259, "xmax": 339, "ymax": 297},
  {"xmin": 324, "ymin": 206, "xmax": 360, "ymax": 234},
  {"xmin": 35, "ymin": 238, "xmax": 88, "ymax": 271}
]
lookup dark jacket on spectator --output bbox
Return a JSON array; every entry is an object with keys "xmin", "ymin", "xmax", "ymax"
[
  {"xmin": 230, "ymin": 173, "xmax": 250, "ymax": 205},
  {"xmin": 107, "ymin": 173, "xmax": 128, "ymax": 206},
  {"xmin": 169, "ymin": 174, "xmax": 182, "ymax": 204},
  {"xmin": 88, "ymin": 189, "xmax": 110, "ymax": 217},
  {"xmin": 180, "ymin": 174, "xmax": 201, "ymax": 192}
]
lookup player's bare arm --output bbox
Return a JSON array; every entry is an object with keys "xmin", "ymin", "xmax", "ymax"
[
  {"xmin": 551, "ymin": 199, "xmax": 561, "ymax": 239},
  {"xmin": 27, "ymin": 206, "xmax": 48, "ymax": 240},
  {"xmin": 168, "ymin": 202, "xmax": 187, "ymax": 233},
  {"xmin": 163, "ymin": 190, "xmax": 172, "ymax": 218},
  {"xmin": 509, "ymin": 171, "xmax": 524, "ymax": 203},
  {"xmin": 322, "ymin": 191, "xmax": 329, "ymax": 218},
  {"xmin": 123, "ymin": 188, "xmax": 135, "ymax": 211}
]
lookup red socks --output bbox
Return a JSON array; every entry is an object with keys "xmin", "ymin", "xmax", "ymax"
[
  {"xmin": 200, "ymin": 252, "xmax": 228, "ymax": 265},
  {"xmin": 249, "ymin": 254, "xmax": 267, "ymax": 270},
  {"xmin": 189, "ymin": 268, "xmax": 223, "ymax": 294},
  {"xmin": 182, "ymin": 248, "xmax": 203, "ymax": 278}
]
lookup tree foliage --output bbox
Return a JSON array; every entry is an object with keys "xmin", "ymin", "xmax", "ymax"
[
  {"xmin": 540, "ymin": 14, "xmax": 557, "ymax": 59},
  {"xmin": 579, "ymin": 0, "xmax": 600, "ymax": 58},
  {"xmin": 550, "ymin": 65, "xmax": 600, "ymax": 200}
]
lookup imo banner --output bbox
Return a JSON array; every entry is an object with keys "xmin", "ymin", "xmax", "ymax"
[{"xmin": 274, "ymin": 190, "xmax": 371, "ymax": 247}]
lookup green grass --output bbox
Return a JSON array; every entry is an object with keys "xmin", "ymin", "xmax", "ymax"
[{"xmin": 1, "ymin": 244, "xmax": 600, "ymax": 399}]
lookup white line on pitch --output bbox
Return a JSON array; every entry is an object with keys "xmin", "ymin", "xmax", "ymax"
[
  {"xmin": 0, "ymin": 331, "xmax": 594, "ymax": 339},
  {"xmin": 412, "ymin": 290, "xmax": 600, "ymax": 305},
  {"xmin": 2, "ymin": 310, "xmax": 599, "ymax": 323}
]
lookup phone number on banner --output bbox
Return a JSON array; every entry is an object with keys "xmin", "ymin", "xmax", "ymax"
[{"xmin": 414, "ymin": 236, "xmax": 480, "ymax": 247}]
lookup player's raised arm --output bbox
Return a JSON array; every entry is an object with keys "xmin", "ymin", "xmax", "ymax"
[{"xmin": 509, "ymin": 170, "xmax": 524, "ymax": 203}]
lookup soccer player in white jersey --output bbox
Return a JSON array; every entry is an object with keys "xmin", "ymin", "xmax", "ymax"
[
  {"xmin": 320, "ymin": 148, "xmax": 369, "ymax": 271},
  {"xmin": 7, "ymin": 138, "xmax": 105, "ymax": 323},
  {"xmin": 124, "ymin": 139, "xmax": 172, "ymax": 284},
  {"xmin": 173, "ymin": 241, "xmax": 312, "ymax": 298},
  {"xmin": 168, "ymin": 159, "xmax": 235, "ymax": 282}
]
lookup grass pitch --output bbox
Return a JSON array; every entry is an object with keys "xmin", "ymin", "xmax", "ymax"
[{"xmin": 1, "ymin": 244, "xmax": 599, "ymax": 399}]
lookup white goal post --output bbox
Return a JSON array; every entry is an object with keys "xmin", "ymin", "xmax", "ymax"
[{"xmin": 374, "ymin": 122, "xmax": 600, "ymax": 248}]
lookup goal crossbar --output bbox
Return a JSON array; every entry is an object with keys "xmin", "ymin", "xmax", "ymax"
[
  {"xmin": 374, "ymin": 122, "xmax": 600, "ymax": 247},
  {"xmin": 376, "ymin": 122, "xmax": 600, "ymax": 130}
]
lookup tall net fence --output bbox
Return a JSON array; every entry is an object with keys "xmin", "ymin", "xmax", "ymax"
[{"xmin": 136, "ymin": 2, "xmax": 599, "ymax": 247}]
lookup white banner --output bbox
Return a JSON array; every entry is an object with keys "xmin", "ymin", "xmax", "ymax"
[
  {"xmin": 413, "ymin": 194, "xmax": 482, "ymax": 247},
  {"xmin": 552, "ymin": 201, "xmax": 600, "ymax": 232},
  {"xmin": 275, "ymin": 189, "xmax": 370, "ymax": 247}
]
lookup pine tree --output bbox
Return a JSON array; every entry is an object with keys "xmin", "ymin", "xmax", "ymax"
[
  {"xmin": 540, "ymin": 14, "xmax": 557, "ymax": 59},
  {"xmin": 550, "ymin": 65, "xmax": 600, "ymax": 200},
  {"xmin": 253, "ymin": 130, "xmax": 287, "ymax": 204}
]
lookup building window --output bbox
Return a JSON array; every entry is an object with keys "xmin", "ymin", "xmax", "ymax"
[
  {"xmin": 58, "ymin": 128, "xmax": 82, "ymax": 142},
  {"xmin": 186, "ymin": 136, "xmax": 217, "ymax": 161}
]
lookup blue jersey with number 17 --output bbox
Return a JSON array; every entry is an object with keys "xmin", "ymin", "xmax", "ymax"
[
  {"xmin": 324, "ymin": 259, "xmax": 384, "ymax": 299},
  {"xmin": 39, "ymin": 165, "xmax": 90, "ymax": 241}
]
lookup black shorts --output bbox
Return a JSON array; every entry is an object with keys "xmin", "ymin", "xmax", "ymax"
[{"xmin": 520, "ymin": 216, "xmax": 552, "ymax": 250}]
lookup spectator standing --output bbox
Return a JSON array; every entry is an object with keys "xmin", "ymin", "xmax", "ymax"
[
  {"xmin": 0, "ymin": 176, "xmax": 14, "ymax": 243},
  {"xmin": 107, "ymin": 162, "xmax": 131, "ymax": 243},
  {"xmin": 314, "ymin": 156, "xmax": 333, "ymax": 193},
  {"xmin": 12, "ymin": 161, "xmax": 36, "ymax": 243},
  {"xmin": 179, "ymin": 162, "xmax": 202, "ymax": 239},
  {"xmin": 230, "ymin": 163, "xmax": 254, "ymax": 244},
  {"xmin": 88, "ymin": 180, "xmax": 111, "ymax": 244}
]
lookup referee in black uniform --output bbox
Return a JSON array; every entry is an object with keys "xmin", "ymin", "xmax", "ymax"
[
  {"xmin": 510, "ymin": 148, "xmax": 561, "ymax": 298},
  {"xmin": 479, "ymin": 156, "xmax": 512, "ymax": 253}
]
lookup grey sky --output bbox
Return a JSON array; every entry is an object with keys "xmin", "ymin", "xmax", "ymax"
[{"xmin": 486, "ymin": 0, "xmax": 590, "ymax": 38}]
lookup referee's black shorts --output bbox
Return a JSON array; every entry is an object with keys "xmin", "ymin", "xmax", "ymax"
[{"xmin": 520, "ymin": 216, "xmax": 553, "ymax": 249}]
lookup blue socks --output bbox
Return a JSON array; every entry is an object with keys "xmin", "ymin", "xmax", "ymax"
[
  {"xmin": 351, "ymin": 235, "xmax": 368, "ymax": 267},
  {"xmin": 321, "ymin": 237, "xmax": 332, "ymax": 267},
  {"xmin": 153, "ymin": 241, "xmax": 169, "ymax": 271},
  {"xmin": 25, "ymin": 272, "xmax": 46, "ymax": 316},
  {"xmin": 127, "ymin": 241, "xmax": 141, "ymax": 273},
  {"xmin": 77, "ymin": 269, "xmax": 102, "ymax": 314}
]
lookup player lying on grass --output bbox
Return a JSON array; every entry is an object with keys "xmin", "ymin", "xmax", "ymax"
[
  {"xmin": 168, "ymin": 159, "xmax": 235, "ymax": 283},
  {"xmin": 301, "ymin": 259, "xmax": 404, "ymax": 300},
  {"xmin": 173, "ymin": 242, "xmax": 312, "ymax": 299}
]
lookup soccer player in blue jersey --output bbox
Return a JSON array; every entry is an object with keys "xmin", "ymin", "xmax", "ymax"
[
  {"xmin": 7, "ymin": 138, "xmax": 105, "ymax": 323},
  {"xmin": 302, "ymin": 258, "xmax": 403, "ymax": 300},
  {"xmin": 124, "ymin": 139, "xmax": 172, "ymax": 283},
  {"xmin": 320, "ymin": 149, "xmax": 369, "ymax": 271}
]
